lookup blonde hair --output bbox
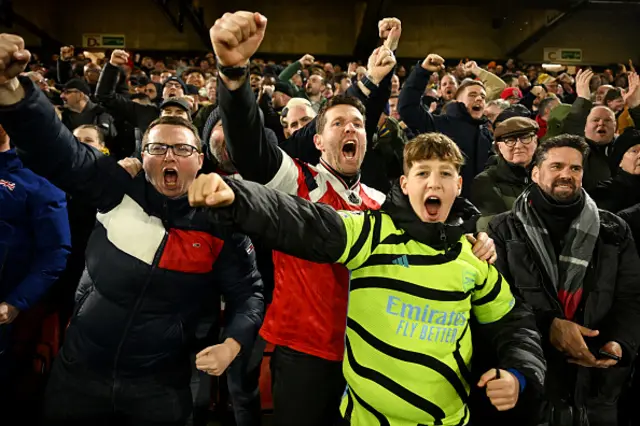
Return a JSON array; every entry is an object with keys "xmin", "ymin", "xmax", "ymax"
[{"xmin": 403, "ymin": 133, "xmax": 465, "ymax": 174}]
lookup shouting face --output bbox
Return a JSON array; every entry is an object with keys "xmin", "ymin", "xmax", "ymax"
[
  {"xmin": 141, "ymin": 124, "xmax": 204, "ymax": 198},
  {"xmin": 400, "ymin": 159, "xmax": 462, "ymax": 223},
  {"xmin": 585, "ymin": 107, "xmax": 616, "ymax": 145},
  {"xmin": 314, "ymin": 104, "xmax": 366, "ymax": 176},
  {"xmin": 532, "ymin": 146, "xmax": 583, "ymax": 202},
  {"xmin": 458, "ymin": 85, "xmax": 487, "ymax": 120}
]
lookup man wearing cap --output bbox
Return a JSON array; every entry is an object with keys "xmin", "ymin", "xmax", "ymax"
[
  {"xmin": 60, "ymin": 77, "xmax": 117, "ymax": 142},
  {"xmin": 160, "ymin": 97, "xmax": 192, "ymax": 122},
  {"xmin": 472, "ymin": 117, "xmax": 539, "ymax": 231}
]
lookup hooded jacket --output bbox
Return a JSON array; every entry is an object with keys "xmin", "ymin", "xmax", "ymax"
[{"xmin": 0, "ymin": 149, "xmax": 70, "ymax": 312}]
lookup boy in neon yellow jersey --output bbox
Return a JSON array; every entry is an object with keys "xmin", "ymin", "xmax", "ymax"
[{"xmin": 190, "ymin": 133, "xmax": 546, "ymax": 426}]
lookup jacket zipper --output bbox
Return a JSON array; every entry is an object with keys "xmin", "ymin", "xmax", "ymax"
[{"xmin": 111, "ymin": 230, "xmax": 169, "ymax": 380}]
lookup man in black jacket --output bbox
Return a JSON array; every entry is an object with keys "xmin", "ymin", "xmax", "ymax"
[
  {"xmin": 488, "ymin": 134, "xmax": 640, "ymax": 426},
  {"xmin": 0, "ymin": 34, "xmax": 263, "ymax": 426},
  {"xmin": 398, "ymin": 54, "xmax": 493, "ymax": 197}
]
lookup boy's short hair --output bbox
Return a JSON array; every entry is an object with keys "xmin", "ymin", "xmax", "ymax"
[
  {"xmin": 403, "ymin": 133, "xmax": 465, "ymax": 174},
  {"xmin": 75, "ymin": 124, "xmax": 105, "ymax": 147}
]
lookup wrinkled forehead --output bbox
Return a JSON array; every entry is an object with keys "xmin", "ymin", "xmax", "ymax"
[{"xmin": 148, "ymin": 124, "xmax": 198, "ymax": 147}]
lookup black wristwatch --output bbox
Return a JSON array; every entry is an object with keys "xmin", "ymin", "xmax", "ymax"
[
  {"xmin": 361, "ymin": 75, "xmax": 379, "ymax": 92},
  {"xmin": 217, "ymin": 63, "xmax": 249, "ymax": 80}
]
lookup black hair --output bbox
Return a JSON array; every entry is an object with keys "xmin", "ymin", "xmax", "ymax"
[{"xmin": 533, "ymin": 134, "xmax": 590, "ymax": 167}]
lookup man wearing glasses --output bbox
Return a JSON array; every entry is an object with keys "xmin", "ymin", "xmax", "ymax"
[
  {"xmin": 0, "ymin": 34, "xmax": 264, "ymax": 426},
  {"xmin": 471, "ymin": 117, "xmax": 539, "ymax": 231}
]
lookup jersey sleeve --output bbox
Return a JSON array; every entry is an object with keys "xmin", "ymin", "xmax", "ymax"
[
  {"xmin": 336, "ymin": 210, "xmax": 377, "ymax": 270},
  {"xmin": 471, "ymin": 263, "xmax": 516, "ymax": 324},
  {"xmin": 265, "ymin": 149, "xmax": 302, "ymax": 196}
]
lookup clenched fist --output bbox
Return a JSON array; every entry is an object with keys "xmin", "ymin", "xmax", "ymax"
[
  {"xmin": 110, "ymin": 49, "xmax": 129, "ymax": 67},
  {"xmin": 378, "ymin": 18, "xmax": 401, "ymax": 51},
  {"xmin": 118, "ymin": 157, "xmax": 142, "ymax": 178},
  {"xmin": 477, "ymin": 368, "xmax": 520, "ymax": 411},
  {"xmin": 195, "ymin": 339, "xmax": 241, "ymax": 376},
  {"xmin": 188, "ymin": 173, "xmax": 236, "ymax": 208},
  {"xmin": 422, "ymin": 54, "xmax": 445, "ymax": 73},
  {"xmin": 210, "ymin": 11, "xmax": 268, "ymax": 68},
  {"xmin": 0, "ymin": 34, "xmax": 30, "ymax": 85},
  {"xmin": 299, "ymin": 54, "xmax": 315, "ymax": 68},
  {"xmin": 366, "ymin": 46, "xmax": 396, "ymax": 85},
  {"xmin": 463, "ymin": 60, "xmax": 480, "ymax": 77}
]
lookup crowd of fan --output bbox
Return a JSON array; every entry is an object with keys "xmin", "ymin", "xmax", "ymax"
[{"xmin": 2, "ymin": 10, "xmax": 640, "ymax": 426}]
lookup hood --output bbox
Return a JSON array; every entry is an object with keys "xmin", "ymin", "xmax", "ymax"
[
  {"xmin": 444, "ymin": 101, "xmax": 488, "ymax": 126},
  {"xmin": 0, "ymin": 149, "xmax": 22, "ymax": 172},
  {"xmin": 382, "ymin": 181, "xmax": 479, "ymax": 250}
]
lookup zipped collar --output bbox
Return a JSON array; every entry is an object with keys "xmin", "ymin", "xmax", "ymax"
[
  {"xmin": 318, "ymin": 158, "xmax": 361, "ymax": 190},
  {"xmin": 382, "ymin": 182, "xmax": 479, "ymax": 250}
]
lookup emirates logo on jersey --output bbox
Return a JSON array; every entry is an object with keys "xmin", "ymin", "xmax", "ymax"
[{"xmin": 0, "ymin": 179, "xmax": 16, "ymax": 191}]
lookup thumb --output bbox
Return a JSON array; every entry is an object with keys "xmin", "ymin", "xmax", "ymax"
[
  {"xmin": 254, "ymin": 13, "xmax": 268, "ymax": 29},
  {"xmin": 196, "ymin": 346, "xmax": 215, "ymax": 359},
  {"xmin": 477, "ymin": 369, "xmax": 498, "ymax": 387},
  {"xmin": 578, "ymin": 326, "xmax": 599, "ymax": 337}
]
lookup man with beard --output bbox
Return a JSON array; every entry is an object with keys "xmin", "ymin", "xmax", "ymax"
[
  {"xmin": 60, "ymin": 78, "xmax": 117, "ymax": 142},
  {"xmin": 488, "ymin": 134, "xmax": 640, "ymax": 426},
  {"xmin": 304, "ymin": 73, "xmax": 326, "ymax": 113},
  {"xmin": 399, "ymin": 54, "xmax": 493, "ymax": 197},
  {"xmin": 210, "ymin": 12, "xmax": 498, "ymax": 425}
]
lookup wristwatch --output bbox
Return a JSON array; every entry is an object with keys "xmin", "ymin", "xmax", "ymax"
[
  {"xmin": 361, "ymin": 75, "xmax": 379, "ymax": 91},
  {"xmin": 217, "ymin": 63, "xmax": 249, "ymax": 80}
]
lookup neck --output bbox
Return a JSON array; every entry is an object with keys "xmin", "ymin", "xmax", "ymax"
[
  {"xmin": 308, "ymin": 93, "xmax": 323, "ymax": 103},
  {"xmin": 70, "ymin": 98, "xmax": 88, "ymax": 113},
  {"xmin": 0, "ymin": 139, "xmax": 9, "ymax": 152},
  {"xmin": 320, "ymin": 158, "xmax": 359, "ymax": 188}
]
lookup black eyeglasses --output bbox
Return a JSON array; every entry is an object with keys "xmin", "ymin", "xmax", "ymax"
[
  {"xmin": 501, "ymin": 133, "xmax": 536, "ymax": 147},
  {"xmin": 144, "ymin": 143, "xmax": 199, "ymax": 157}
]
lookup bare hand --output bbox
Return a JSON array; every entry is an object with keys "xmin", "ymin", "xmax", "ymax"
[
  {"xmin": 579, "ymin": 341, "xmax": 622, "ymax": 369},
  {"xmin": 378, "ymin": 17, "xmax": 401, "ymax": 51},
  {"xmin": 422, "ymin": 54, "xmax": 445, "ymax": 73},
  {"xmin": 550, "ymin": 318, "xmax": 600, "ymax": 366},
  {"xmin": 466, "ymin": 232, "xmax": 497, "ymax": 264},
  {"xmin": 210, "ymin": 11, "xmax": 267, "ymax": 68},
  {"xmin": 463, "ymin": 60, "xmax": 480, "ymax": 76},
  {"xmin": 110, "ymin": 49, "xmax": 129, "ymax": 67},
  {"xmin": 366, "ymin": 46, "xmax": 396, "ymax": 85},
  {"xmin": 188, "ymin": 173, "xmax": 236, "ymax": 208},
  {"xmin": 530, "ymin": 86, "xmax": 546, "ymax": 99},
  {"xmin": 299, "ymin": 54, "xmax": 315, "ymax": 68},
  {"xmin": 262, "ymin": 84, "xmax": 275, "ymax": 97},
  {"xmin": 60, "ymin": 45, "xmax": 74, "ymax": 61},
  {"xmin": 625, "ymin": 72, "xmax": 640, "ymax": 108},
  {"xmin": 0, "ymin": 302, "xmax": 19, "ymax": 325},
  {"xmin": 575, "ymin": 69, "xmax": 594, "ymax": 100},
  {"xmin": 0, "ymin": 34, "xmax": 31, "ymax": 85},
  {"xmin": 477, "ymin": 369, "xmax": 520, "ymax": 411},
  {"xmin": 118, "ymin": 157, "xmax": 142, "ymax": 178},
  {"xmin": 347, "ymin": 62, "xmax": 357, "ymax": 75},
  {"xmin": 195, "ymin": 339, "xmax": 241, "ymax": 376}
]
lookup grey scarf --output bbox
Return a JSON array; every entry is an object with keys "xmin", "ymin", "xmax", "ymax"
[{"xmin": 513, "ymin": 186, "xmax": 600, "ymax": 319}]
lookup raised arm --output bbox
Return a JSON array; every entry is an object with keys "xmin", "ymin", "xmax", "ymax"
[
  {"xmin": 563, "ymin": 69, "xmax": 594, "ymax": 137},
  {"xmin": 398, "ymin": 56, "xmax": 442, "ymax": 135},
  {"xmin": 0, "ymin": 35, "xmax": 130, "ymax": 211},
  {"xmin": 212, "ymin": 12, "xmax": 290, "ymax": 186},
  {"xmin": 464, "ymin": 61, "xmax": 506, "ymax": 102}
]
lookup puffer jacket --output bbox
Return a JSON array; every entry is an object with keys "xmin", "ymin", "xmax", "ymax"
[
  {"xmin": 488, "ymin": 206, "xmax": 640, "ymax": 425},
  {"xmin": 0, "ymin": 78, "xmax": 264, "ymax": 384}
]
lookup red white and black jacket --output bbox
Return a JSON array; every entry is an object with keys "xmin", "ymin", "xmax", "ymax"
[
  {"xmin": 1, "ymin": 78, "xmax": 264, "ymax": 380},
  {"xmin": 217, "ymin": 74, "xmax": 391, "ymax": 361}
]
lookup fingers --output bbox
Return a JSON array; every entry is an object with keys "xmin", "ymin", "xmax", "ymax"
[
  {"xmin": 477, "ymin": 368, "xmax": 498, "ymax": 387},
  {"xmin": 577, "ymin": 325, "xmax": 599, "ymax": 337},
  {"xmin": 196, "ymin": 345, "xmax": 214, "ymax": 359}
]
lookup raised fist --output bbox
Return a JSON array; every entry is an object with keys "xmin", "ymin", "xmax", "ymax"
[
  {"xmin": 188, "ymin": 173, "xmax": 236, "ymax": 208},
  {"xmin": 210, "ymin": 11, "xmax": 268, "ymax": 68},
  {"xmin": 366, "ymin": 46, "xmax": 396, "ymax": 85},
  {"xmin": 0, "ymin": 34, "xmax": 30, "ymax": 85},
  {"xmin": 299, "ymin": 54, "xmax": 315, "ymax": 68},
  {"xmin": 60, "ymin": 45, "xmax": 75, "ymax": 61},
  {"xmin": 463, "ymin": 60, "xmax": 480, "ymax": 76},
  {"xmin": 110, "ymin": 49, "xmax": 129, "ymax": 67},
  {"xmin": 378, "ymin": 18, "xmax": 401, "ymax": 51},
  {"xmin": 422, "ymin": 54, "xmax": 445, "ymax": 73}
]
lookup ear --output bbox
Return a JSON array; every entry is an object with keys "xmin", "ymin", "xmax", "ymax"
[
  {"xmin": 531, "ymin": 165, "xmax": 540, "ymax": 184},
  {"xmin": 313, "ymin": 133, "xmax": 323, "ymax": 151},
  {"xmin": 457, "ymin": 176, "xmax": 463, "ymax": 196},
  {"xmin": 400, "ymin": 175, "xmax": 409, "ymax": 195},
  {"xmin": 197, "ymin": 152, "xmax": 204, "ymax": 171}
]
